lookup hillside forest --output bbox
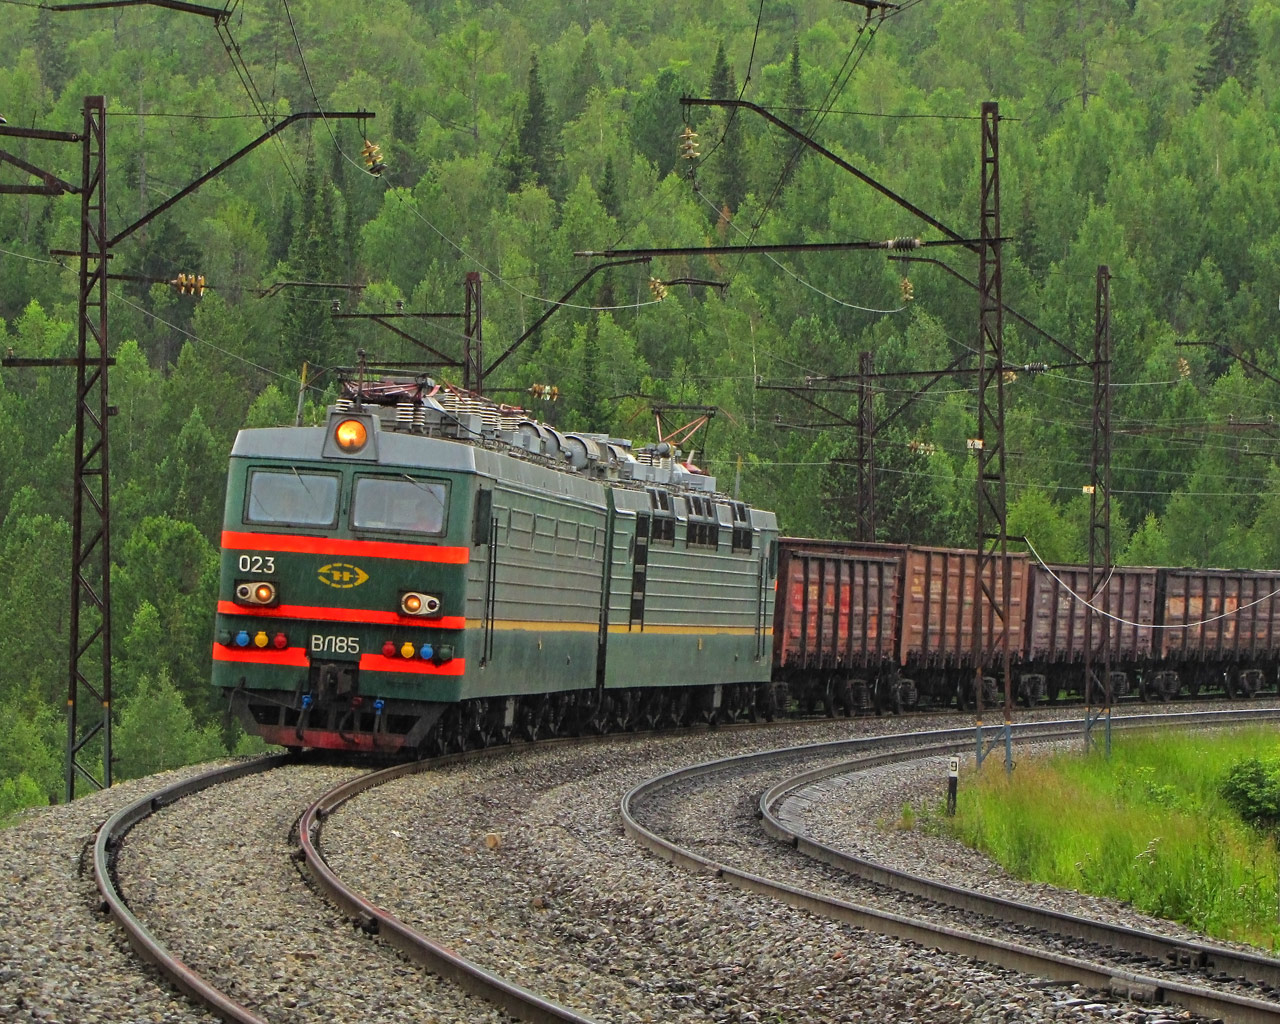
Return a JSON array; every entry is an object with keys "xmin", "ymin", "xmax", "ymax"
[{"xmin": 2, "ymin": 0, "xmax": 1279, "ymax": 811}]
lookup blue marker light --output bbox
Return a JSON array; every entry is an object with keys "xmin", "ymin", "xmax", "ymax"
[
  {"xmin": 373, "ymin": 699, "xmax": 385, "ymax": 714},
  {"xmin": 419, "ymin": 643, "xmax": 434, "ymax": 661},
  {"xmin": 235, "ymin": 630, "xmax": 250, "ymax": 647}
]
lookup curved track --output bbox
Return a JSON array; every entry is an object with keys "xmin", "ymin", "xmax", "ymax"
[
  {"xmin": 93, "ymin": 755, "xmax": 290, "ymax": 1024},
  {"xmin": 294, "ymin": 750, "xmax": 596, "ymax": 1024},
  {"xmin": 93, "ymin": 751, "xmax": 579, "ymax": 1024},
  {"xmin": 621, "ymin": 708, "xmax": 1280, "ymax": 1024}
]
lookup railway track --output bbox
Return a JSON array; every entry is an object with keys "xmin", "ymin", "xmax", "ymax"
[
  {"xmin": 81, "ymin": 706, "xmax": 1280, "ymax": 1024},
  {"xmin": 93, "ymin": 752, "xmax": 563, "ymax": 1024},
  {"xmin": 622, "ymin": 708, "xmax": 1280, "ymax": 1024}
]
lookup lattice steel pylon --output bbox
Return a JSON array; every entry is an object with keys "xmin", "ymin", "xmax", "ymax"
[
  {"xmin": 67, "ymin": 95, "xmax": 112, "ymax": 800},
  {"xmin": 1084, "ymin": 265, "xmax": 1113, "ymax": 754},
  {"xmin": 972, "ymin": 101, "xmax": 1012, "ymax": 772},
  {"xmin": 463, "ymin": 271, "xmax": 483, "ymax": 394},
  {"xmin": 854, "ymin": 350, "xmax": 876, "ymax": 542}
]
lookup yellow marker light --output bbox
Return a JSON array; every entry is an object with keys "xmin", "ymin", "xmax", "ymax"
[
  {"xmin": 335, "ymin": 418, "xmax": 368, "ymax": 452},
  {"xmin": 253, "ymin": 631, "xmax": 269, "ymax": 649},
  {"xmin": 400, "ymin": 642, "xmax": 415, "ymax": 659}
]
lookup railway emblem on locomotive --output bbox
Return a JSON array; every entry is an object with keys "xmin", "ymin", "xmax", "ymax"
[{"xmin": 317, "ymin": 562, "xmax": 370, "ymax": 588}]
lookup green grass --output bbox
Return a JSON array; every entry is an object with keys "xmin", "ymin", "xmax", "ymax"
[{"xmin": 940, "ymin": 727, "xmax": 1280, "ymax": 948}]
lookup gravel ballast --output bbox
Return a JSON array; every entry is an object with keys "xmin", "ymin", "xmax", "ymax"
[{"xmin": 2, "ymin": 707, "xmax": 1257, "ymax": 1023}]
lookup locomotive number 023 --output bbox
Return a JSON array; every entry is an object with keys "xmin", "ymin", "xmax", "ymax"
[
  {"xmin": 237, "ymin": 554, "xmax": 276, "ymax": 574},
  {"xmin": 310, "ymin": 635, "xmax": 360, "ymax": 655}
]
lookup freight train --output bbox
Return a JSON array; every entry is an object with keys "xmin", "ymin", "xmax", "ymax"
[
  {"xmin": 213, "ymin": 376, "xmax": 1280, "ymax": 754},
  {"xmin": 774, "ymin": 541, "xmax": 1280, "ymax": 715}
]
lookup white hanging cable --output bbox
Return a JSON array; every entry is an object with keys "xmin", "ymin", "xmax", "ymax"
[{"xmin": 1022, "ymin": 536, "xmax": 1280, "ymax": 629}]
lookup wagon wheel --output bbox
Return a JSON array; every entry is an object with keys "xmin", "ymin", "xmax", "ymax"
[
  {"xmin": 665, "ymin": 688, "xmax": 691, "ymax": 728},
  {"xmin": 770, "ymin": 681, "xmax": 790, "ymax": 720},
  {"xmin": 489, "ymin": 699, "xmax": 514, "ymax": 746},
  {"xmin": 558, "ymin": 693, "xmax": 580, "ymax": 736},
  {"xmin": 517, "ymin": 698, "xmax": 545, "ymax": 741},
  {"xmin": 719, "ymin": 686, "xmax": 743, "ymax": 724},
  {"xmin": 580, "ymin": 693, "xmax": 612, "ymax": 735},
  {"xmin": 434, "ymin": 705, "xmax": 466, "ymax": 753},
  {"xmin": 834, "ymin": 679, "xmax": 855, "ymax": 717},
  {"xmin": 755, "ymin": 682, "xmax": 776, "ymax": 722},
  {"xmin": 471, "ymin": 713, "xmax": 490, "ymax": 749},
  {"xmin": 473, "ymin": 699, "xmax": 502, "ymax": 748},
  {"xmin": 611, "ymin": 690, "xmax": 638, "ymax": 731},
  {"xmin": 821, "ymin": 683, "xmax": 836, "ymax": 719},
  {"xmin": 637, "ymin": 691, "xmax": 664, "ymax": 730}
]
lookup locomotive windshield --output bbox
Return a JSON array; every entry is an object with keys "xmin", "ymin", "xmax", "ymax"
[
  {"xmin": 352, "ymin": 475, "xmax": 449, "ymax": 535},
  {"xmin": 245, "ymin": 468, "xmax": 340, "ymax": 526}
]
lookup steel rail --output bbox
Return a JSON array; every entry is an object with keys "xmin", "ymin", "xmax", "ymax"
[
  {"xmin": 93, "ymin": 754, "xmax": 292, "ymax": 1024},
  {"xmin": 620, "ymin": 709, "xmax": 1280, "ymax": 1024},
  {"xmin": 760, "ymin": 709, "xmax": 1280, "ymax": 994},
  {"xmin": 86, "ymin": 713, "xmax": 811, "ymax": 1024},
  {"xmin": 296, "ymin": 748, "xmax": 599, "ymax": 1024}
]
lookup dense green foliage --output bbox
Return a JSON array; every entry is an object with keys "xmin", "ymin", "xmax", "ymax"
[
  {"xmin": 3, "ymin": 1, "xmax": 1280, "ymax": 810},
  {"xmin": 944, "ymin": 729, "xmax": 1280, "ymax": 947},
  {"xmin": 1221, "ymin": 755, "xmax": 1280, "ymax": 829}
]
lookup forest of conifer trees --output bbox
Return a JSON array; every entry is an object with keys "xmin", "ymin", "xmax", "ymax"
[{"xmin": 2, "ymin": 0, "xmax": 1279, "ymax": 810}]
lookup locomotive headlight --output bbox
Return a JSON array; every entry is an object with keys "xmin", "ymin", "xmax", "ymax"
[
  {"xmin": 234, "ymin": 581, "xmax": 278, "ymax": 606},
  {"xmin": 334, "ymin": 417, "xmax": 369, "ymax": 453},
  {"xmin": 400, "ymin": 591, "xmax": 442, "ymax": 617}
]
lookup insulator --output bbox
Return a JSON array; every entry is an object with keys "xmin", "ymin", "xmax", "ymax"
[
  {"xmin": 362, "ymin": 139, "xmax": 386, "ymax": 175},
  {"xmin": 649, "ymin": 277, "xmax": 668, "ymax": 301},
  {"xmin": 886, "ymin": 237, "xmax": 921, "ymax": 250},
  {"xmin": 900, "ymin": 277, "xmax": 914, "ymax": 302},
  {"xmin": 678, "ymin": 125, "xmax": 700, "ymax": 160}
]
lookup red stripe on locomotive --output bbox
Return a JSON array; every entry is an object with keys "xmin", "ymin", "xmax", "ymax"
[
  {"xmin": 212, "ymin": 644, "xmax": 311, "ymax": 667},
  {"xmin": 222, "ymin": 530, "xmax": 470, "ymax": 564},
  {"xmin": 358, "ymin": 653, "xmax": 467, "ymax": 676},
  {"xmin": 216, "ymin": 600, "xmax": 466, "ymax": 631}
]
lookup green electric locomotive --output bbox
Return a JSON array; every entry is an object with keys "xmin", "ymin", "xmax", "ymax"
[{"xmin": 213, "ymin": 377, "xmax": 779, "ymax": 753}]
